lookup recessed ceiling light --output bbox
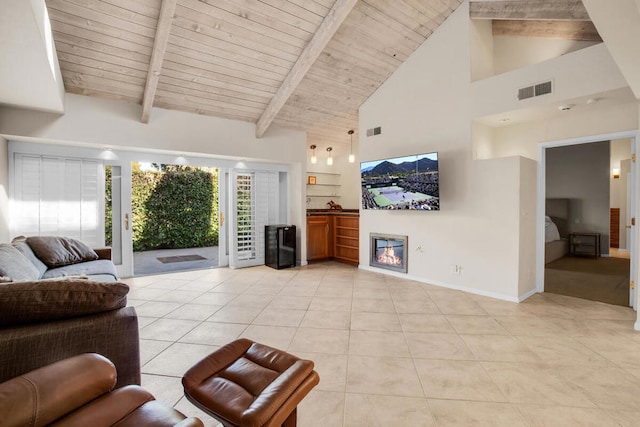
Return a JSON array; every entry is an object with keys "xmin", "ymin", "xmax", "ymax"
[
  {"xmin": 558, "ymin": 104, "xmax": 574, "ymax": 111},
  {"xmin": 498, "ymin": 118, "xmax": 510, "ymax": 123}
]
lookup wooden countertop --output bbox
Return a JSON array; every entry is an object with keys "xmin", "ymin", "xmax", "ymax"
[{"xmin": 307, "ymin": 209, "xmax": 359, "ymax": 217}]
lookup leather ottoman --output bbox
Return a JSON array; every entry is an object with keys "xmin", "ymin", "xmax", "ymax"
[{"xmin": 182, "ymin": 339, "xmax": 319, "ymax": 427}]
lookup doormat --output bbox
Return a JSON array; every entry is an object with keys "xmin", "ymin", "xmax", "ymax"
[{"xmin": 157, "ymin": 255, "xmax": 207, "ymax": 264}]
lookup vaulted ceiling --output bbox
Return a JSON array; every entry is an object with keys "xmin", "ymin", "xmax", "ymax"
[
  {"xmin": 28, "ymin": 1, "xmax": 601, "ymax": 149},
  {"xmin": 44, "ymin": 0, "xmax": 464, "ymax": 148}
]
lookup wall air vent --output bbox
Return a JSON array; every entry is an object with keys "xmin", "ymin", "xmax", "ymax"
[
  {"xmin": 366, "ymin": 127, "xmax": 382, "ymax": 137},
  {"xmin": 518, "ymin": 80, "xmax": 553, "ymax": 101}
]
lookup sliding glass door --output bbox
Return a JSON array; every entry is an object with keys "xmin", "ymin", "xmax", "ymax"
[{"xmin": 105, "ymin": 163, "xmax": 133, "ymax": 278}]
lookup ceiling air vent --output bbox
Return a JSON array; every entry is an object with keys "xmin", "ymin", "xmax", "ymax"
[{"xmin": 518, "ymin": 80, "xmax": 553, "ymax": 101}]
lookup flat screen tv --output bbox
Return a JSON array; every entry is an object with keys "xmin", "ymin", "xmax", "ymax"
[{"xmin": 361, "ymin": 152, "xmax": 439, "ymax": 210}]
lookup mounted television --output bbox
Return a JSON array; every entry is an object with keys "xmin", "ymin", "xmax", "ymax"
[{"xmin": 361, "ymin": 152, "xmax": 439, "ymax": 210}]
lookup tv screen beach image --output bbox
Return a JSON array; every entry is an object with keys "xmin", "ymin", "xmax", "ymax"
[{"xmin": 361, "ymin": 152, "xmax": 439, "ymax": 210}]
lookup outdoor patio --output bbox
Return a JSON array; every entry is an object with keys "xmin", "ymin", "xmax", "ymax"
[{"xmin": 134, "ymin": 246, "xmax": 219, "ymax": 276}]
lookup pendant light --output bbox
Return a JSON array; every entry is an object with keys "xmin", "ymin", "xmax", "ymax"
[
  {"xmin": 348, "ymin": 130, "xmax": 355, "ymax": 163},
  {"xmin": 310, "ymin": 144, "xmax": 317, "ymax": 164},
  {"xmin": 326, "ymin": 147, "xmax": 333, "ymax": 166}
]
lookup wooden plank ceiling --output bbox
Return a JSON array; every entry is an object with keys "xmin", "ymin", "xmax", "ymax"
[
  {"xmin": 45, "ymin": 1, "xmax": 594, "ymax": 151},
  {"xmin": 470, "ymin": 0, "xmax": 602, "ymax": 42},
  {"xmin": 45, "ymin": 0, "xmax": 464, "ymax": 150}
]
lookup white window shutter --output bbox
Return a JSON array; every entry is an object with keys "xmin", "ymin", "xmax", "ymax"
[
  {"xmin": 12, "ymin": 154, "xmax": 103, "ymax": 247},
  {"xmin": 230, "ymin": 170, "xmax": 280, "ymax": 268}
]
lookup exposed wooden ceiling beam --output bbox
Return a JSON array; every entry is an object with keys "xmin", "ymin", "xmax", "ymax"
[
  {"xmin": 493, "ymin": 19, "xmax": 602, "ymax": 40},
  {"xmin": 141, "ymin": 0, "xmax": 177, "ymax": 124},
  {"xmin": 255, "ymin": 0, "xmax": 358, "ymax": 138},
  {"xmin": 470, "ymin": 1, "xmax": 591, "ymax": 21}
]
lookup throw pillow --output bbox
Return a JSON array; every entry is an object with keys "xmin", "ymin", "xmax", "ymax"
[
  {"xmin": 0, "ymin": 243, "xmax": 41, "ymax": 281},
  {"xmin": 11, "ymin": 237, "xmax": 48, "ymax": 278},
  {"xmin": 0, "ymin": 279, "xmax": 129, "ymax": 326},
  {"xmin": 26, "ymin": 236, "xmax": 99, "ymax": 268}
]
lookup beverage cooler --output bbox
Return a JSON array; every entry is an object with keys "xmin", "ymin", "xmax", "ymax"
[{"xmin": 265, "ymin": 225, "xmax": 296, "ymax": 269}]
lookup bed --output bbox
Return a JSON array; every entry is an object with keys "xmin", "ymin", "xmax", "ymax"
[{"xmin": 545, "ymin": 198, "xmax": 570, "ymax": 264}]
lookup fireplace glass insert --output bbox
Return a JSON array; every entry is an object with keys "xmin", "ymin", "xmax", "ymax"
[{"xmin": 369, "ymin": 233, "xmax": 408, "ymax": 273}]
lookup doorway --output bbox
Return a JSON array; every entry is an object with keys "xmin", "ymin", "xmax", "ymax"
[
  {"xmin": 537, "ymin": 131, "xmax": 638, "ymax": 310},
  {"xmin": 106, "ymin": 162, "xmax": 221, "ymax": 276}
]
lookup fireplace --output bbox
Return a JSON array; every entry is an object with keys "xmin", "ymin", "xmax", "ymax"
[{"xmin": 370, "ymin": 233, "xmax": 408, "ymax": 273}]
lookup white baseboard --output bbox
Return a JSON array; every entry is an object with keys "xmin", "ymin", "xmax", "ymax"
[
  {"xmin": 518, "ymin": 288, "xmax": 539, "ymax": 302},
  {"xmin": 358, "ymin": 265, "xmax": 522, "ymax": 303}
]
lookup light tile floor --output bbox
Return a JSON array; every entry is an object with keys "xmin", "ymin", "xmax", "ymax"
[{"xmin": 122, "ymin": 262, "xmax": 640, "ymax": 427}]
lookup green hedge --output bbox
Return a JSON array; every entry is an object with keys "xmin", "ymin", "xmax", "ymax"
[
  {"xmin": 106, "ymin": 166, "xmax": 219, "ymax": 251},
  {"xmin": 133, "ymin": 167, "xmax": 218, "ymax": 251}
]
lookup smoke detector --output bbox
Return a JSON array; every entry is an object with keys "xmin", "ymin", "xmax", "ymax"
[{"xmin": 558, "ymin": 104, "xmax": 574, "ymax": 111}]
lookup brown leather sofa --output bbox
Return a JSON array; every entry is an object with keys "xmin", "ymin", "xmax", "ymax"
[
  {"xmin": 0, "ymin": 353, "xmax": 203, "ymax": 427},
  {"xmin": 0, "ymin": 278, "xmax": 140, "ymax": 388}
]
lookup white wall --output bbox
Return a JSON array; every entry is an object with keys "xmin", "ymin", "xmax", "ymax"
[
  {"xmin": 469, "ymin": 18, "xmax": 600, "ymax": 80},
  {"xmin": 610, "ymin": 138, "xmax": 632, "ymax": 208},
  {"xmin": 0, "ymin": 94, "xmax": 305, "ymax": 162},
  {"xmin": 359, "ymin": 0, "xmax": 640, "ymax": 301},
  {"xmin": 0, "ymin": 93, "xmax": 308, "ymax": 253},
  {"xmin": 0, "ymin": 0, "xmax": 64, "ymax": 113},
  {"xmin": 471, "ymin": 43, "xmax": 631, "ymax": 120},
  {"xmin": 610, "ymin": 139, "xmax": 632, "ymax": 250},
  {"xmin": 583, "ymin": 0, "xmax": 640, "ymax": 99},
  {"xmin": 493, "ymin": 37, "xmax": 600, "ymax": 76},
  {"xmin": 469, "ymin": 19, "xmax": 494, "ymax": 81},
  {"xmin": 490, "ymin": 101, "xmax": 639, "ymax": 160},
  {"xmin": 519, "ymin": 156, "xmax": 538, "ymax": 296},
  {"xmin": 305, "ymin": 145, "xmax": 360, "ymax": 210},
  {"xmin": 359, "ymin": 3, "xmax": 536, "ymax": 301}
]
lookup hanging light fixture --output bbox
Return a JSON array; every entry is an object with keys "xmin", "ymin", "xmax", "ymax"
[
  {"xmin": 348, "ymin": 130, "xmax": 355, "ymax": 163},
  {"xmin": 326, "ymin": 147, "xmax": 333, "ymax": 165},
  {"xmin": 310, "ymin": 144, "xmax": 317, "ymax": 164}
]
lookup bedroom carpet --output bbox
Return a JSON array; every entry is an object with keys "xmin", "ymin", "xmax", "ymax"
[{"xmin": 544, "ymin": 256, "xmax": 630, "ymax": 306}]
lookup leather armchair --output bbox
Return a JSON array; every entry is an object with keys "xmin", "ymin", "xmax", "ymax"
[{"xmin": 0, "ymin": 353, "xmax": 203, "ymax": 427}]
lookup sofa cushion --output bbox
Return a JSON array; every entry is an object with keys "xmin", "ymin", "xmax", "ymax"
[
  {"xmin": 11, "ymin": 237, "xmax": 48, "ymax": 278},
  {"xmin": 27, "ymin": 236, "xmax": 99, "ymax": 268},
  {"xmin": 43, "ymin": 259, "xmax": 118, "ymax": 281},
  {"xmin": 0, "ymin": 279, "xmax": 129, "ymax": 326},
  {"xmin": 0, "ymin": 244, "xmax": 41, "ymax": 281}
]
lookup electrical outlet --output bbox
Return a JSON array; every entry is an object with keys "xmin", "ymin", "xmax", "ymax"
[
  {"xmin": 451, "ymin": 264, "xmax": 462, "ymax": 275},
  {"xmin": 416, "ymin": 244, "xmax": 424, "ymax": 253}
]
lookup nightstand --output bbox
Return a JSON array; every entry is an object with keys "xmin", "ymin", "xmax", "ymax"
[{"xmin": 569, "ymin": 232, "xmax": 600, "ymax": 258}]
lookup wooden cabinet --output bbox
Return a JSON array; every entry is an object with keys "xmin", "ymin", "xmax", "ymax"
[
  {"xmin": 610, "ymin": 208, "xmax": 620, "ymax": 248},
  {"xmin": 307, "ymin": 213, "xmax": 359, "ymax": 265},
  {"xmin": 333, "ymin": 215, "xmax": 359, "ymax": 265},
  {"xmin": 307, "ymin": 215, "xmax": 332, "ymax": 260}
]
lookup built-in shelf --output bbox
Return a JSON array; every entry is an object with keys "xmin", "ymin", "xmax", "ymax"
[
  {"xmin": 333, "ymin": 214, "xmax": 359, "ymax": 265},
  {"xmin": 306, "ymin": 172, "xmax": 341, "ymax": 208}
]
